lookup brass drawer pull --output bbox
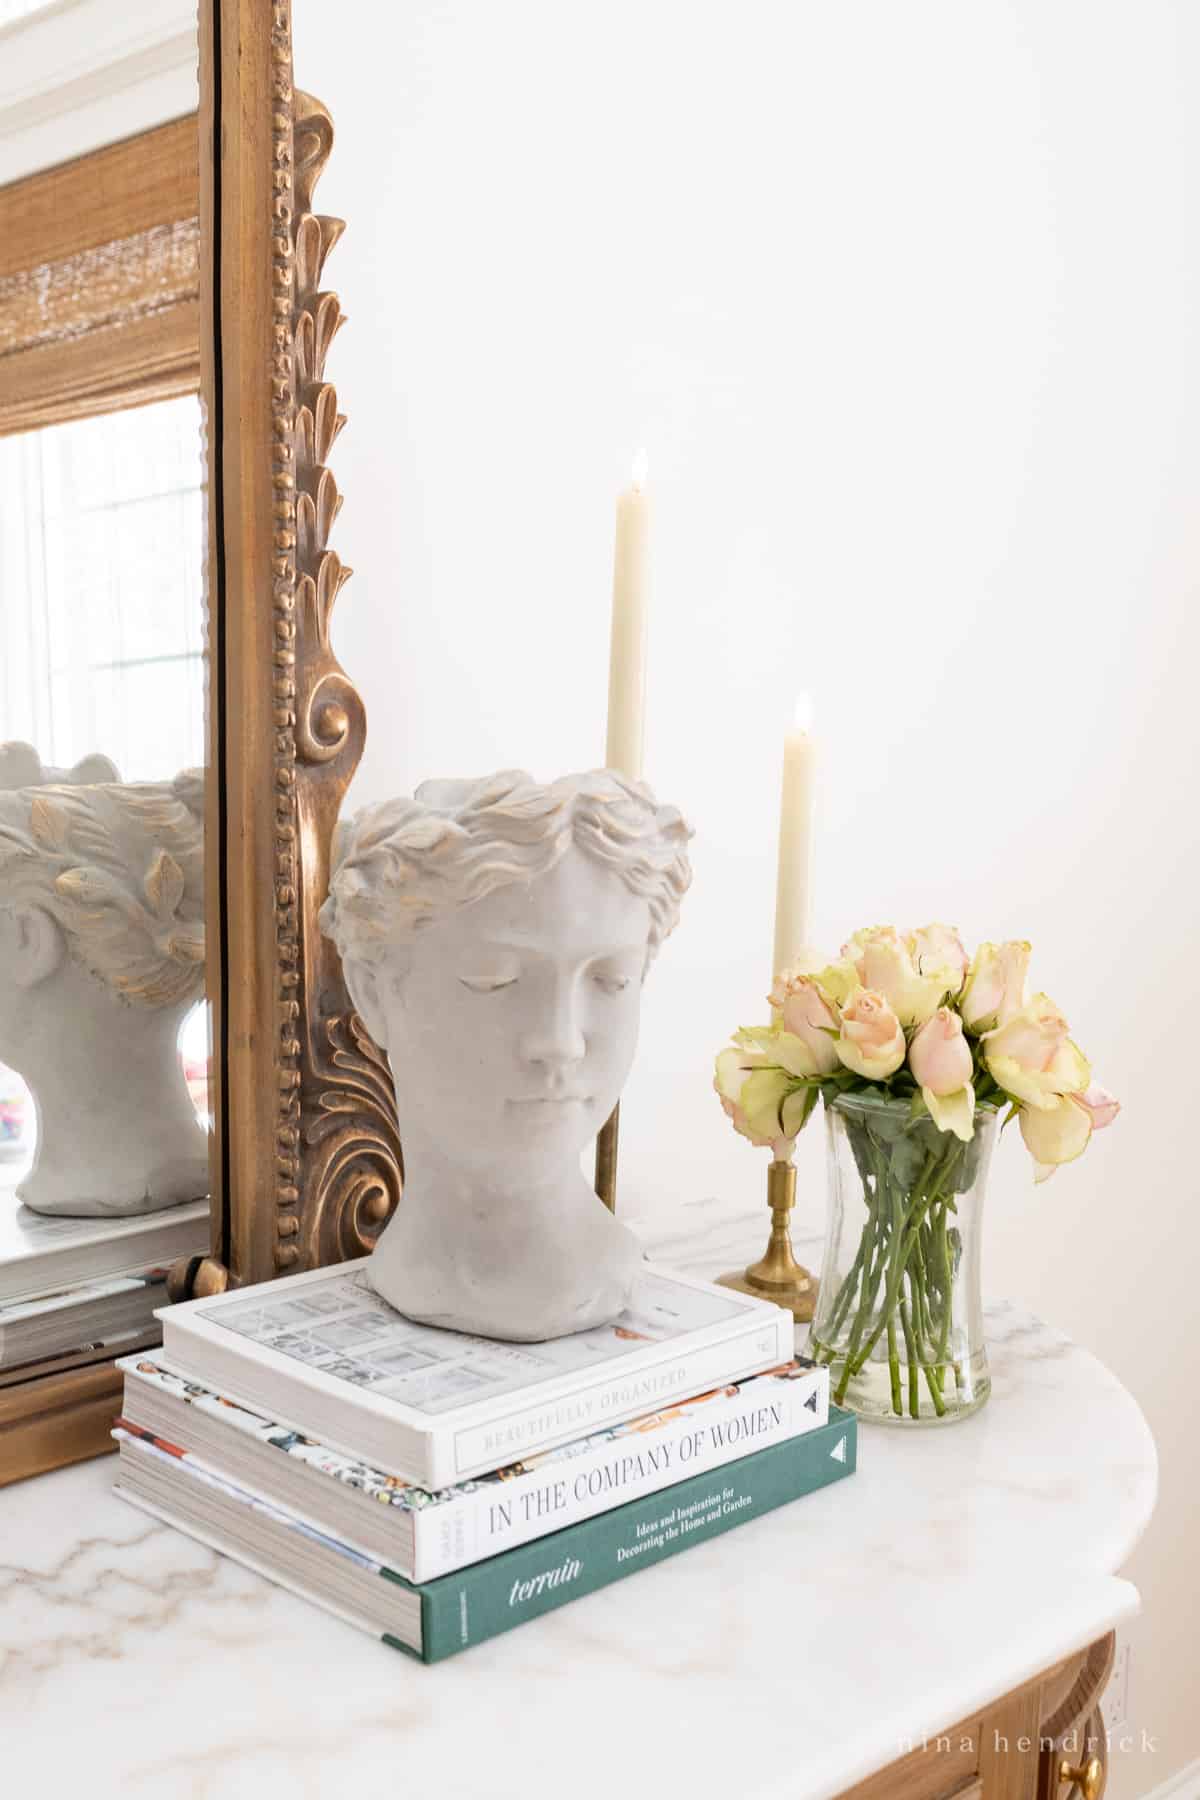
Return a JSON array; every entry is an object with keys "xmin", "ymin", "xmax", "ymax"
[{"xmin": 1059, "ymin": 1755, "xmax": 1103, "ymax": 1800}]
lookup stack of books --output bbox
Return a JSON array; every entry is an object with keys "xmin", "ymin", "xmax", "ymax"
[
  {"xmin": 113, "ymin": 1261, "xmax": 857, "ymax": 1662},
  {"xmin": 0, "ymin": 1198, "xmax": 210, "ymax": 1385}
]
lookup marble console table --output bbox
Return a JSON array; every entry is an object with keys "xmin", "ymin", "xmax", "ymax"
[{"xmin": 0, "ymin": 1195, "xmax": 1156, "ymax": 1800}]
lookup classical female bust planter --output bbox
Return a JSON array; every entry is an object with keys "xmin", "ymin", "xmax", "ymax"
[
  {"xmin": 0, "ymin": 767, "xmax": 208, "ymax": 1217},
  {"xmin": 320, "ymin": 770, "xmax": 692, "ymax": 1342}
]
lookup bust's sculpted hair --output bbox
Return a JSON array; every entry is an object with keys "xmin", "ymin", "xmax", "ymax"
[
  {"xmin": 320, "ymin": 770, "xmax": 693, "ymax": 970},
  {"xmin": 0, "ymin": 770, "xmax": 205, "ymax": 1008}
]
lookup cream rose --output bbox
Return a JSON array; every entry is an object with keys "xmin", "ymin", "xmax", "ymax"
[
  {"xmin": 960, "ymin": 940, "xmax": 1030, "ymax": 1034},
  {"xmin": 715, "ymin": 1048, "xmax": 782, "ymax": 1150},
  {"xmin": 906, "ymin": 924, "xmax": 969, "ymax": 998},
  {"xmin": 734, "ymin": 1024, "xmax": 823, "ymax": 1079},
  {"xmin": 908, "ymin": 1006, "xmax": 976, "ymax": 1141},
  {"xmin": 1019, "ymin": 1094, "xmax": 1092, "ymax": 1182},
  {"xmin": 842, "ymin": 925, "xmax": 948, "ymax": 1028},
  {"xmin": 714, "ymin": 1049, "xmax": 809, "ymax": 1155},
  {"xmin": 982, "ymin": 994, "xmax": 1090, "ymax": 1111},
  {"xmin": 835, "ymin": 989, "xmax": 906, "ymax": 1080}
]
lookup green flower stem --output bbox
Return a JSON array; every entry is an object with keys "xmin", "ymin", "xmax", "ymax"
[
  {"xmin": 886, "ymin": 1310, "xmax": 902, "ymax": 1416},
  {"xmin": 832, "ymin": 1146, "xmax": 893, "ymax": 1402},
  {"xmin": 843, "ymin": 1139, "xmax": 962, "ymax": 1382},
  {"xmin": 898, "ymin": 1283, "xmax": 919, "ymax": 1417},
  {"xmin": 910, "ymin": 1229, "xmax": 944, "ymax": 1403},
  {"xmin": 819, "ymin": 1221, "xmax": 871, "ymax": 1350},
  {"xmin": 911, "ymin": 1230, "xmax": 933, "ymax": 1354},
  {"xmin": 936, "ymin": 1208, "xmax": 954, "ymax": 1376},
  {"xmin": 832, "ymin": 1210, "xmax": 886, "ymax": 1403}
]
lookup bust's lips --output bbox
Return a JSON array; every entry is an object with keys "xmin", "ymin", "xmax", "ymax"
[{"xmin": 506, "ymin": 1094, "xmax": 593, "ymax": 1108}]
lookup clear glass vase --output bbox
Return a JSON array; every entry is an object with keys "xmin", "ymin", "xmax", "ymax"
[{"xmin": 805, "ymin": 1092, "xmax": 998, "ymax": 1425}]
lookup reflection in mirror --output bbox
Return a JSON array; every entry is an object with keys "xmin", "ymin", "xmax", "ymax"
[
  {"xmin": 0, "ymin": 763, "xmax": 208, "ymax": 1217},
  {"xmin": 0, "ymin": 271, "xmax": 210, "ymax": 1380}
]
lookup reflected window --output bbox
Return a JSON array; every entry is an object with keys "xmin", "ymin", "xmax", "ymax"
[{"xmin": 0, "ymin": 395, "xmax": 204, "ymax": 781}]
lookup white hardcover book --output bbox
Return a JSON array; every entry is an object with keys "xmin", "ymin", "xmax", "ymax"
[
  {"xmin": 156, "ymin": 1262, "xmax": 795, "ymax": 1489},
  {"xmin": 117, "ymin": 1354, "xmax": 829, "ymax": 1580},
  {"xmin": 0, "ymin": 1197, "xmax": 209, "ymax": 1305}
]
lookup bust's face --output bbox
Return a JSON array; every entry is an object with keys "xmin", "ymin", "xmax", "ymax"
[{"xmin": 359, "ymin": 848, "xmax": 651, "ymax": 1180}]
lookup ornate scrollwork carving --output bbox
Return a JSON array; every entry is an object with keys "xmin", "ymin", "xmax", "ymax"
[{"xmin": 267, "ymin": 47, "xmax": 402, "ymax": 1273}]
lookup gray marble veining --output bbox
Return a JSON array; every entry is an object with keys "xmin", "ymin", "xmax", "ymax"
[{"xmin": 0, "ymin": 1192, "xmax": 1157, "ymax": 1800}]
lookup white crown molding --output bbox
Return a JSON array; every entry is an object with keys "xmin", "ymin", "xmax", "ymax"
[{"xmin": 0, "ymin": 0, "xmax": 197, "ymax": 185}]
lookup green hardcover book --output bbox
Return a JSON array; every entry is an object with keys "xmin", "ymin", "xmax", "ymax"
[{"xmin": 115, "ymin": 1407, "xmax": 856, "ymax": 1661}]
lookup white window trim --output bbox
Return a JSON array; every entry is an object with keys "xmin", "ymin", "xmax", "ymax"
[{"xmin": 0, "ymin": 0, "xmax": 197, "ymax": 185}]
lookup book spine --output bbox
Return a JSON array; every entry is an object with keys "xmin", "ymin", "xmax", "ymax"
[
  {"xmin": 416, "ymin": 1408, "xmax": 857, "ymax": 1663},
  {"xmin": 412, "ymin": 1364, "xmax": 828, "ymax": 1581},
  {"xmin": 439, "ymin": 1307, "xmax": 795, "ymax": 1488}
]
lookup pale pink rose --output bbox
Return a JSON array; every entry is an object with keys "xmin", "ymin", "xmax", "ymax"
[
  {"xmin": 841, "ymin": 925, "xmax": 947, "ymax": 1028},
  {"xmin": 835, "ymin": 989, "xmax": 906, "ymax": 1080},
  {"xmin": 906, "ymin": 924, "xmax": 969, "ymax": 996},
  {"xmin": 767, "ymin": 969, "xmax": 840, "ymax": 1075},
  {"xmin": 909, "ymin": 1008, "xmax": 976, "ymax": 1140},
  {"xmin": 909, "ymin": 1008, "xmax": 974, "ymax": 1095},
  {"xmin": 960, "ymin": 940, "xmax": 1031, "ymax": 1033},
  {"xmin": 1070, "ymin": 1084, "xmax": 1120, "ymax": 1131},
  {"xmin": 983, "ymin": 994, "xmax": 1090, "ymax": 1111}
]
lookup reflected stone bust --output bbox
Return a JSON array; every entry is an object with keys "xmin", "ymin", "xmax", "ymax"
[
  {"xmin": 320, "ymin": 770, "xmax": 692, "ymax": 1341},
  {"xmin": 0, "ymin": 765, "xmax": 208, "ymax": 1216}
]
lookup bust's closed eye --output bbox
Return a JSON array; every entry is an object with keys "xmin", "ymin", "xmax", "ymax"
[
  {"xmin": 592, "ymin": 973, "xmax": 630, "ymax": 995},
  {"xmin": 458, "ymin": 972, "xmax": 519, "ymax": 994}
]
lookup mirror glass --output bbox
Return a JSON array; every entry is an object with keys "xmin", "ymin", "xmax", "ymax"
[{"xmin": 0, "ymin": 23, "xmax": 209, "ymax": 1386}]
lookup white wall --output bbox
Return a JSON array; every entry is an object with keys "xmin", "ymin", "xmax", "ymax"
[{"xmin": 296, "ymin": 3, "xmax": 1198, "ymax": 1787}]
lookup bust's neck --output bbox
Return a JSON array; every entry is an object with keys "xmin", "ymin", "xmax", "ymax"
[
  {"xmin": 14, "ymin": 980, "xmax": 207, "ymax": 1216},
  {"xmin": 396, "ymin": 1134, "xmax": 593, "ymax": 1241},
  {"xmin": 367, "ymin": 1130, "xmax": 643, "ymax": 1340}
]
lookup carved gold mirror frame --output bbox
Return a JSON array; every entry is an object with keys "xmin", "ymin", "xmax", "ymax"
[
  {"xmin": 194, "ymin": 0, "xmax": 401, "ymax": 1300},
  {"xmin": 0, "ymin": 0, "xmax": 400, "ymax": 1484}
]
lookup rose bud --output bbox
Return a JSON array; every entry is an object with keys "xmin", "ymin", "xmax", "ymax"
[
  {"xmin": 909, "ymin": 1007, "xmax": 976, "ymax": 1141},
  {"xmin": 835, "ymin": 989, "xmax": 906, "ymax": 1080}
]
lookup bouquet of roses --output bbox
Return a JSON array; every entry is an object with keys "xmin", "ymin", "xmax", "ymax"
[
  {"xmin": 714, "ymin": 926, "xmax": 1119, "ymax": 1418},
  {"xmin": 716, "ymin": 924, "xmax": 1117, "ymax": 1174}
]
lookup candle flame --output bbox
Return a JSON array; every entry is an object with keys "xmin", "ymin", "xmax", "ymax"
[
  {"xmin": 630, "ymin": 448, "xmax": 649, "ymax": 493},
  {"xmin": 794, "ymin": 693, "xmax": 813, "ymax": 733}
]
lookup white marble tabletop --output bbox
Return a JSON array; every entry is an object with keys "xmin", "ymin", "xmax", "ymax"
[{"xmin": 0, "ymin": 1196, "xmax": 1157, "ymax": 1800}]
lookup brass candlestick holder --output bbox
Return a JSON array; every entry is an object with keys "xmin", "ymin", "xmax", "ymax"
[{"xmin": 717, "ymin": 1159, "xmax": 818, "ymax": 1322}]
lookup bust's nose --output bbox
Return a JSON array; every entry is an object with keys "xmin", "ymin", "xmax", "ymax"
[{"xmin": 519, "ymin": 970, "xmax": 586, "ymax": 1074}]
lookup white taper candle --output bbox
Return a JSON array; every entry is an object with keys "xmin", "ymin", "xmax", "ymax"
[
  {"xmin": 605, "ymin": 450, "xmax": 651, "ymax": 781},
  {"xmin": 772, "ymin": 695, "xmax": 816, "ymax": 980}
]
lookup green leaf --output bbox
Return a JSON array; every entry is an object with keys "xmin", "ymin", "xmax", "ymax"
[
  {"xmin": 888, "ymin": 1130, "xmax": 926, "ymax": 1190},
  {"xmin": 781, "ymin": 1084, "xmax": 818, "ymax": 1138}
]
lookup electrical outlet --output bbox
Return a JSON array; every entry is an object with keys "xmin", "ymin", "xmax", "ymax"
[{"xmin": 1101, "ymin": 1639, "xmax": 1131, "ymax": 1736}]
